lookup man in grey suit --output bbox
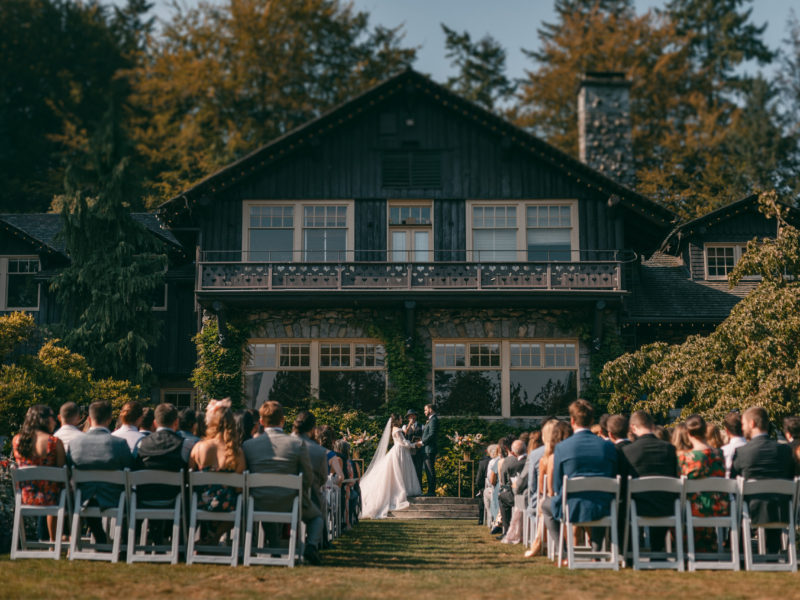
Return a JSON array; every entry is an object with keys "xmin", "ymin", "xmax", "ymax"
[
  {"xmin": 67, "ymin": 400, "xmax": 133, "ymax": 544},
  {"xmin": 243, "ymin": 401, "xmax": 324, "ymax": 565},
  {"xmin": 291, "ymin": 410, "xmax": 328, "ymax": 513}
]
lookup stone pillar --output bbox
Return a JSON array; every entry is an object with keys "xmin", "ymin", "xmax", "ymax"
[{"xmin": 578, "ymin": 72, "xmax": 635, "ymax": 187}]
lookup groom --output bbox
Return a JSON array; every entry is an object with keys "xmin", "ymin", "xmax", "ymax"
[{"xmin": 417, "ymin": 404, "xmax": 439, "ymax": 497}]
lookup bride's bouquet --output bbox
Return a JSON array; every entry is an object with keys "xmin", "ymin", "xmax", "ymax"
[{"xmin": 447, "ymin": 432, "xmax": 485, "ymax": 460}]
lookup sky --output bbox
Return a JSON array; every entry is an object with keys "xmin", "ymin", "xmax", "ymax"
[{"xmin": 146, "ymin": 0, "xmax": 798, "ymax": 83}]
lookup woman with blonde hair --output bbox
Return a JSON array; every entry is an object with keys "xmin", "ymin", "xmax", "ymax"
[
  {"xmin": 189, "ymin": 399, "xmax": 246, "ymax": 515},
  {"xmin": 525, "ymin": 420, "xmax": 571, "ymax": 557}
]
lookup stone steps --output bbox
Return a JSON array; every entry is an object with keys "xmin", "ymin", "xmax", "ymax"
[{"xmin": 387, "ymin": 496, "xmax": 479, "ymax": 520}]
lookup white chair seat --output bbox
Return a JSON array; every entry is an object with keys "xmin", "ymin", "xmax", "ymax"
[
  {"xmin": 186, "ymin": 470, "xmax": 245, "ymax": 566},
  {"xmin": 69, "ymin": 469, "xmax": 128, "ymax": 563},
  {"xmin": 243, "ymin": 473, "xmax": 303, "ymax": 567},
  {"xmin": 684, "ymin": 477, "xmax": 740, "ymax": 571},
  {"xmin": 625, "ymin": 476, "xmax": 685, "ymax": 571},
  {"xmin": 740, "ymin": 478, "xmax": 797, "ymax": 572},
  {"xmin": 11, "ymin": 466, "xmax": 71, "ymax": 560},
  {"xmin": 558, "ymin": 475, "xmax": 620, "ymax": 570},
  {"xmin": 126, "ymin": 469, "xmax": 185, "ymax": 564}
]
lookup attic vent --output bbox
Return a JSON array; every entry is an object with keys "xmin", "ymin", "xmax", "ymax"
[{"xmin": 381, "ymin": 151, "xmax": 442, "ymax": 188}]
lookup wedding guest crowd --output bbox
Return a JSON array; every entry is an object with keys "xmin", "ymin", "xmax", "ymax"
[{"xmin": 484, "ymin": 401, "xmax": 800, "ymax": 567}]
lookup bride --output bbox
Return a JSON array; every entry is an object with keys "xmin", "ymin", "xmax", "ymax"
[{"xmin": 359, "ymin": 413, "xmax": 422, "ymax": 519}]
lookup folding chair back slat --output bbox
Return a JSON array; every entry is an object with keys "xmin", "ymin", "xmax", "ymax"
[
  {"xmin": 69, "ymin": 469, "xmax": 128, "ymax": 563},
  {"xmin": 559, "ymin": 475, "xmax": 620, "ymax": 570},
  {"xmin": 11, "ymin": 466, "xmax": 70, "ymax": 560},
  {"xmin": 186, "ymin": 470, "xmax": 244, "ymax": 566},
  {"xmin": 740, "ymin": 477, "xmax": 797, "ymax": 572},
  {"xmin": 243, "ymin": 472, "xmax": 303, "ymax": 567}
]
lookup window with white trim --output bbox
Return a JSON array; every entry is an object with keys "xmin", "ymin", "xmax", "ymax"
[
  {"xmin": 388, "ymin": 202, "xmax": 432, "ymax": 262},
  {"xmin": 468, "ymin": 201, "xmax": 578, "ymax": 262},
  {"xmin": 245, "ymin": 340, "xmax": 386, "ymax": 412},
  {"xmin": 705, "ymin": 244, "xmax": 746, "ymax": 279},
  {"xmin": 0, "ymin": 257, "xmax": 40, "ymax": 311},
  {"xmin": 243, "ymin": 201, "xmax": 353, "ymax": 262},
  {"xmin": 433, "ymin": 340, "xmax": 578, "ymax": 417},
  {"xmin": 161, "ymin": 389, "xmax": 195, "ymax": 410}
]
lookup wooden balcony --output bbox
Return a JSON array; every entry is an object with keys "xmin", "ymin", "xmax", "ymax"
[{"xmin": 197, "ymin": 253, "xmax": 629, "ymax": 295}]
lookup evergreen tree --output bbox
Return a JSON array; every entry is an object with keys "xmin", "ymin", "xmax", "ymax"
[
  {"xmin": 51, "ymin": 77, "xmax": 165, "ymax": 386},
  {"xmin": 0, "ymin": 0, "xmax": 150, "ymax": 213},
  {"xmin": 131, "ymin": 0, "xmax": 416, "ymax": 206},
  {"xmin": 441, "ymin": 24, "xmax": 515, "ymax": 111}
]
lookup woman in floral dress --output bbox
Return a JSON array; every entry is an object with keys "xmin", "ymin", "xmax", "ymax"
[
  {"xmin": 12, "ymin": 405, "xmax": 66, "ymax": 541},
  {"xmin": 676, "ymin": 414, "xmax": 729, "ymax": 553}
]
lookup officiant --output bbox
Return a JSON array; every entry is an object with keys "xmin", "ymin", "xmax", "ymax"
[{"xmin": 403, "ymin": 409, "xmax": 424, "ymax": 490}]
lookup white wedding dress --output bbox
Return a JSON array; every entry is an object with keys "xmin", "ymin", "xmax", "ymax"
[{"xmin": 359, "ymin": 420, "xmax": 422, "ymax": 519}]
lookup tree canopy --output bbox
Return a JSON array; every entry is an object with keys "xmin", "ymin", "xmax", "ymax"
[{"xmin": 599, "ymin": 192, "xmax": 800, "ymax": 424}]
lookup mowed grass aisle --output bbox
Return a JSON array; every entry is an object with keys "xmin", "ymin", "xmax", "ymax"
[{"xmin": 2, "ymin": 520, "xmax": 798, "ymax": 600}]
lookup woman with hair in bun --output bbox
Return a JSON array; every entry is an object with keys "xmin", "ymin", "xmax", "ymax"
[{"xmin": 677, "ymin": 414, "xmax": 728, "ymax": 552}]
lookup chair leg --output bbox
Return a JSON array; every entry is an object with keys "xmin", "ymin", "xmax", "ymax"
[
  {"xmin": 557, "ymin": 520, "xmax": 564, "ymax": 567},
  {"xmin": 127, "ymin": 496, "xmax": 137, "ymax": 564},
  {"xmin": 243, "ymin": 499, "xmax": 254, "ymax": 567},
  {"xmin": 186, "ymin": 505, "xmax": 197, "ymax": 565},
  {"xmin": 686, "ymin": 504, "xmax": 696, "ymax": 572},
  {"xmin": 11, "ymin": 497, "xmax": 22, "ymax": 559},
  {"xmin": 69, "ymin": 507, "xmax": 81, "ymax": 560},
  {"xmin": 676, "ymin": 510, "xmax": 685, "ymax": 572},
  {"xmin": 54, "ymin": 499, "xmax": 65, "ymax": 559}
]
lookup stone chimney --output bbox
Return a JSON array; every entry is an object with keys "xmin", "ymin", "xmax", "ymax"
[{"xmin": 578, "ymin": 72, "xmax": 635, "ymax": 187}]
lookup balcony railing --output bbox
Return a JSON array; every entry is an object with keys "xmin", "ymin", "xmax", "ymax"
[{"xmin": 197, "ymin": 250, "xmax": 633, "ymax": 293}]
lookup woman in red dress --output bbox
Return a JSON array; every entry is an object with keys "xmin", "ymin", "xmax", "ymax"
[{"xmin": 12, "ymin": 404, "xmax": 66, "ymax": 541}]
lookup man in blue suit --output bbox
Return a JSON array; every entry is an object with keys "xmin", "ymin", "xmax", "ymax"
[{"xmin": 541, "ymin": 399, "xmax": 617, "ymax": 556}]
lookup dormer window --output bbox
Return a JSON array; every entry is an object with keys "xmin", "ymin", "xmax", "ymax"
[
  {"xmin": 705, "ymin": 244, "xmax": 746, "ymax": 280},
  {"xmin": 388, "ymin": 201, "xmax": 432, "ymax": 262}
]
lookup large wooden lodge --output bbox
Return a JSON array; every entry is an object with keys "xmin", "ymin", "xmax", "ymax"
[{"xmin": 2, "ymin": 69, "xmax": 794, "ymax": 417}]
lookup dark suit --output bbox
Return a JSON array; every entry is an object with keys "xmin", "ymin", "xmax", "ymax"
[
  {"xmin": 543, "ymin": 429, "xmax": 617, "ymax": 552},
  {"xmin": 421, "ymin": 414, "xmax": 439, "ymax": 496},
  {"xmin": 731, "ymin": 434, "xmax": 795, "ymax": 552},
  {"xmin": 68, "ymin": 427, "xmax": 132, "ymax": 543},
  {"xmin": 404, "ymin": 420, "xmax": 424, "ymax": 488},
  {"xmin": 475, "ymin": 456, "xmax": 490, "ymax": 525},
  {"xmin": 622, "ymin": 433, "xmax": 679, "ymax": 552}
]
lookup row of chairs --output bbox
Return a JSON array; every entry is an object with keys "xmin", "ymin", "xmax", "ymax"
[
  {"xmin": 525, "ymin": 474, "xmax": 799, "ymax": 572},
  {"xmin": 10, "ymin": 466, "xmax": 306, "ymax": 567}
]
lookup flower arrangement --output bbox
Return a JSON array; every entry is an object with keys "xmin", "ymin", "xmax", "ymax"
[
  {"xmin": 343, "ymin": 430, "xmax": 378, "ymax": 458},
  {"xmin": 447, "ymin": 432, "xmax": 485, "ymax": 459}
]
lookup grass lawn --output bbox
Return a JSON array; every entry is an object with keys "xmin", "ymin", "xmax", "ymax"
[{"xmin": 2, "ymin": 520, "xmax": 798, "ymax": 600}]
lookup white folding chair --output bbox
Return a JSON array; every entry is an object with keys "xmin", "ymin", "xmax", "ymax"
[
  {"xmin": 69, "ymin": 469, "xmax": 128, "ymax": 562},
  {"xmin": 684, "ymin": 477, "xmax": 740, "ymax": 571},
  {"xmin": 625, "ymin": 476, "xmax": 685, "ymax": 571},
  {"xmin": 243, "ymin": 473, "xmax": 303, "ymax": 567},
  {"xmin": 10, "ymin": 466, "xmax": 71, "ymax": 560},
  {"xmin": 740, "ymin": 478, "xmax": 797, "ymax": 572},
  {"xmin": 186, "ymin": 470, "xmax": 244, "ymax": 566},
  {"xmin": 523, "ymin": 488, "xmax": 534, "ymax": 547},
  {"xmin": 324, "ymin": 474, "xmax": 341, "ymax": 540},
  {"xmin": 126, "ymin": 469, "xmax": 185, "ymax": 564},
  {"xmin": 558, "ymin": 475, "xmax": 620, "ymax": 570}
]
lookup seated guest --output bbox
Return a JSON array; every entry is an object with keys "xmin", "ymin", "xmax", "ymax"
[
  {"xmin": 542, "ymin": 400, "xmax": 617, "ymax": 560},
  {"xmin": 526, "ymin": 420, "xmax": 570, "ymax": 557},
  {"xmin": 67, "ymin": 400, "xmax": 132, "ymax": 544},
  {"xmin": 607, "ymin": 414, "xmax": 631, "ymax": 541},
  {"xmin": 623, "ymin": 410, "xmax": 679, "ymax": 552},
  {"xmin": 317, "ymin": 425, "xmax": 345, "ymax": 486},
  {"xmin": 705, "ymin": 423, "xmax": 724, "ymax": 449},
  {"xmin": 291, "ymin": 411, "xmax": 328, "ymax": 516},
  {"xmin": 597, "ymin": 413, "xmax": 610, "ymax": 440},
  {"xmin": 139, "ymin": 407, "xmax": 156, "ymax": 434},
  {"xmin": 243, "ymin": 401, "xmax": 324, "ymax": 565},
  {"xmin": 678, "ymin": 415, "xmax": 728, "ymax": 553},
  {"xmin": 54, "ymin": 401, "xmax": 84, "ymax": 453},
  {"xmin": 179, "ymin": 408, "xmax": 201, "ymax": 443},
  {"xmin": 234, "ymin": 409, "xmax": 257, "ymax": 444},
  {"xmin": 498, "ymin": 439, "xmax": 527, "ymax": 540},
  {"xmin": 731, "ymin": 406, "xmax": 795, "ymax": 553},
  {"xmin": 12, "ymin": 405, "xmax": 66, "ymax": 541},
  {"xmin": 721, "ymin": 411, "xmax": 747, "ymax": 476},
  {"xmin": 134, "ymin": 403, "xmax": 190, "ymax": 506},
  {"xmin": 112, "ymin": 401, "xmax": 146, "ymax": 452},
  {"xmin": 782, "ymin": 415, "xmax": 800, "ymax": 450},
  {"xmin": 188, "ymin": 399, "xmax": 245, "ymax": 543}
]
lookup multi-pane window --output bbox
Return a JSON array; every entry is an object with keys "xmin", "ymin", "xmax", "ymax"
[
  {"xmin": 162, "ymin": 389, "xmax": 194, "ymax": 410},
  {"xmin": 470, "ymin": 201, "xmax": 577, "ymax": 262},
  {"xmin": 1, "ymin": 257, "xmax": 40, "ymax": 310},
  {"xmin": 304, "ymin": 205, "xmax": 347, "ymax": 262},
  {"xmin": 245, "ymin": 340, "xmax": 386, "ymax": 412},
  {"xmin": 434, "ymin": 340, "xmax": 578, "ymax": 417},
  {"xmin": 706, "ymin": 245, "xmax": 739, "ymax": 279},
  {"xmin": 249, "ymin": 205, "xmax": 293, "ymax": 261},
  {"xmin": 472, "ymin": 206, "xmax": 517, "ymax": 261},
  {"xmin": 526, "ymin": 205, "xmax": 572, "ymax": 261},
  {"xmin": 389, "ymin": 206, "xmax": 431, "ymax": 226}
]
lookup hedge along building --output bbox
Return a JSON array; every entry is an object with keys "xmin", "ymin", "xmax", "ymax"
[{"xmin": 158, "ymin": 69, "xmax": 677, "ymax": 418}]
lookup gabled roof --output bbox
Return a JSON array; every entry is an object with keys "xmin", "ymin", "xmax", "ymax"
[
  {"xmin": 158, "ymin": 68, "xmax": 676, "ymax": 229},
  {"xmin": 0, "ymin": 212, "xmax": 182, "ymax": 258},
  {"xmin": 661, "ymin": 195, "xmax": 800, "ymax": 252}
]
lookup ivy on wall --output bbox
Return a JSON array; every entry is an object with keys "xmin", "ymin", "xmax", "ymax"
[{"xmin": 191, "ymin": 314, "xmax": 249, "ymax": 407}]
